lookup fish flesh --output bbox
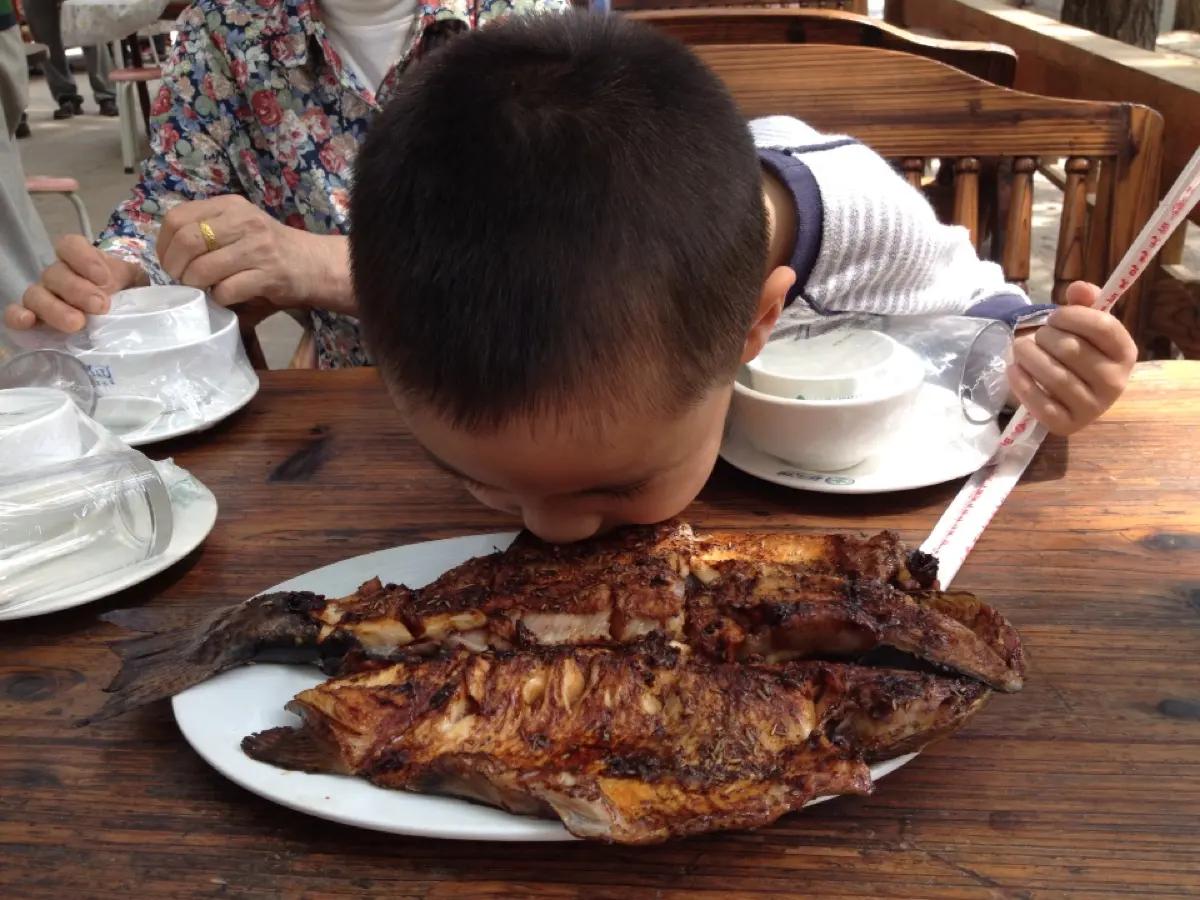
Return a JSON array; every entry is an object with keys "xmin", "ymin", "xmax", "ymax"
[
  {"xmin": 242, "ymin": 638, "xmax": 990, "ymax": 843},
  {"xmin": 91, "ymin": 523, "xmax": 1023, "ymax": 721}
]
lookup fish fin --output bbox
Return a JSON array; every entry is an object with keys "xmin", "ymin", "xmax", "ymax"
[
  {"xmin": 83, "ymin": 593, "xmax": 321, "ymax": 725},
  {"xmin": 241, "ymin": 726, "xmax": 345, "ymax": 774},
  {"xmin": 99, "ymin": 607, "xmax": 167, "ymax": 634},
  {"xmin": 80, "ymin": 629, "xmax": 230, "ymax": 725}
]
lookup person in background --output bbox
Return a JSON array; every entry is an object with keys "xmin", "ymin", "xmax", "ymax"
[
  {"xmin": 4, "ymin": 0, "xmax": 567, "ymax": 367},
  {"xmin": 0, "ymin": 0, "xmax": 54, "ymax": 322},
  {"xmin": 23, "ymin": 0, "xmax": 115, "ymax": 119}
]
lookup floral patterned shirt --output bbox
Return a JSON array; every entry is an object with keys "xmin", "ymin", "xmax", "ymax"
[{"xmin": 97, "ymin": 0, "xmax": 568, "ymax": 368}]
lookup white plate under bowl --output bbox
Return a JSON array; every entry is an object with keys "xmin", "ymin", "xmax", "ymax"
[
  {"xmin": 0, "ymin": 469, "xmax": 217, "ymax": 621},
  {"xmin": 173, "ymin": 533, "xmax": 917, "ymax": 842},
  {"xmin": 114, "ymin": 370, "xmax": 260, "ymax": 447},
  {"xmin": 720, "ymin": 383, "xmax": 1000, "ymax": 495}
]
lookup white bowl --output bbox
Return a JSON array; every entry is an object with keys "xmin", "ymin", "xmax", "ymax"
[
  {"xmin": 729, "ymin": 345, "xmax": 925, "ymax": 472},
  {"xmin": 0, "ymin": 387, "xmax": 84, "ymax": 475},
  {"xmin": 88, "ymin": 286, "xmax": 209, "ymax": 350},
  {"xmin": 747, "ymin": 330, "xmax": 902, "ymax": 401},
  {"xmin": 67, "ymin": 303, "xmax": 241, "ymax": 413}
]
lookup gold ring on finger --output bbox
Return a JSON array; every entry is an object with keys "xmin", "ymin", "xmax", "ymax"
[{"xmin": 199, "ymin": 221, "xmax": 220, "ymax": 254}]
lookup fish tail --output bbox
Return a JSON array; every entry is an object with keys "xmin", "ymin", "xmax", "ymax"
[
  {"xmin": 81, "ymin": 627, "xmax": 233, "ymax": 724},
  {"xmin": 82, "ymin": 591, "xmax": 322, "ymax": 724}
]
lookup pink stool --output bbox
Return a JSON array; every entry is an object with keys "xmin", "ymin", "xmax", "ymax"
[
  {"xmin": 25, "ymin": 175, "xmax": 93, "ymax": 237},
  {"xmin": 109, "ymin": 66, "xmax": 163, "ymax": 174}
]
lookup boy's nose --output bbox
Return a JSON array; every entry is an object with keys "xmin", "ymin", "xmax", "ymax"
[{"xmin": 521, "ymin": 507, "xmax": 604, "ymax": 544}]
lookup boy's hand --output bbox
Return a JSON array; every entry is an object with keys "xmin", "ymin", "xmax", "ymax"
[{"xmin": 1008, "ymin": 281, "xmax": 1138, "ymax": 436}]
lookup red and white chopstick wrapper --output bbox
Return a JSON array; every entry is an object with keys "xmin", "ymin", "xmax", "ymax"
[{"xmin": 924, "ymin": 147, "xmax": 1200, "ymax": 588}]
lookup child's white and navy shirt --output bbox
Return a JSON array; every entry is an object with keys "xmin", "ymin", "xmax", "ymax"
[{"xmin": 752, "ymin": 116, "xmax": 1054, "ymax": 338}]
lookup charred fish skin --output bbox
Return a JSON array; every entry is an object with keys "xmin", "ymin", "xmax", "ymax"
[
  {"xmin": 795, "ymin": 662, "xmax": 992, "ymax": 761},
  {"xmin": 687, "ymin": 563, "xmax": 1025, "ymax": 692},
  {"xmin": 241, "ymin": 641, "xmax": 987, "ymax": 844}
]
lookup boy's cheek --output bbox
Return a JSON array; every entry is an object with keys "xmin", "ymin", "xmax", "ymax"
[
  {"xmin": 465, "ymin": 484, "xmax": 521, "ymax": 516},
  {"xmin": 617, "ymin": 452, "xmax": 724, "ymax": 526}
]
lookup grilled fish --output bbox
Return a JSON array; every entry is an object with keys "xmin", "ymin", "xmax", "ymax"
[
  {"xmin": 688, "ymin": 561, "xmax": 1025, "ymax": 691},
  {"xmin": 91, "ymin": 523, "xmax": 1022, "ymax": 722},
  {"xmin": 242, "ymin": 639, "xmax": 989, "ymax": 843}
]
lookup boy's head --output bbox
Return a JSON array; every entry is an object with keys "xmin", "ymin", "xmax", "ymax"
[{"xmin": 352, "ymin": 13, "xmax": 791, "ymax": 542}]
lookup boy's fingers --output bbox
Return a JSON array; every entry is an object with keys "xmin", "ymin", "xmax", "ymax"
[
  {"xmin": 1033, "ymin": 325, "xmax": 1122, "ymax": 400},
  {"xmin": 1046, "ymin": 304, "xmax": 1137, "ymax": 366},
  {"xmin": 1013, "ymin": 336, "xmax": 1097, "ymax": 415},
  {"xmin": 1063, "ymin": 280, "xmax": 1101, "ymax": 308},
  {"xmin": 1008, "ymin": 363, "xmax": 1075, "ymax": 435}
]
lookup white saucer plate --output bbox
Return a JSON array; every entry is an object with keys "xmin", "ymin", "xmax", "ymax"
[
  {"xmin": 720, "ymin": 383, "xmax": 1000, "ymax": 495},
  {"xmin": 173, "ymin": 533, "xmax": 917, "ymax": 841},
  {"xmin": 0, "ymin": 471, "xmax": 218, "ymax": 622},
  {"xmin": 98, "ymin": 371, "xmax": 260, "ymax": 447}
]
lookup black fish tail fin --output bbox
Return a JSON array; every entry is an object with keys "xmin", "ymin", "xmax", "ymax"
[
  {"xmin": 242, "ymin": 726, "xmax": 345, "ymax": 774},
  {"xmin": 80, "ymin": 632, "xmax": 225, "ymax": 725},
  {"xmin": 81, "ymin": 591, "xmax": 323, "ymax": 725}
]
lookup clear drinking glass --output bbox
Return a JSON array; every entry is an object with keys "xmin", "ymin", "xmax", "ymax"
[
  {"xmin": 0, "ymin": 349, "xmax": 97, "ymax": 416},
  {"xmin": 0, "ymin": 450, "xmax": 173, "ymax": 609},
  {"xmin": 877, "ymin": 315, "xmax": 1013, "ymax": 424}
]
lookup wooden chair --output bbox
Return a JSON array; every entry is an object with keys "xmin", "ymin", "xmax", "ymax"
[
  {"xmin": 627, "ymin": 8, "xmax": 1016, "ymax": 85},
  {"xmin": 630, "ymin": 7, "xmax": 1017, "ymax": 266},
  {"xmin": 693, "ymin": 43, "xmax": 1164, "ymax": 353}
]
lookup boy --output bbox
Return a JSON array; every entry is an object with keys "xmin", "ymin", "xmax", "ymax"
[{"xmin": 351, "ymin": 14, "xmax": 1136, "ymax": 544}]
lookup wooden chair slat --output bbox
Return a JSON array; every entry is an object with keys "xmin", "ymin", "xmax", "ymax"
[
  {"xmin": 953, "ymin": 157, "xmax": 981, "ymax": 248},
  {"xmin": 1001, "ymin": 156, "xmax": 1035, "ymax": 285},
  {"xmin": 1053, "ymin": 157, "xmax": 1091, "ymax": 305},
  {"xmin": 1085, "ymin": 161, "xmax": 1116, "ymax": 290},
  {"xmin": 901, "ymin": 157, "xmax": 925, "ymax": 190}
]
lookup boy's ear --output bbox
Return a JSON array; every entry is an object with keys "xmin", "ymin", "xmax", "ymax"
[{"xmin": 741, "ymin": 266, "xmax": 795, "ymax": 363}]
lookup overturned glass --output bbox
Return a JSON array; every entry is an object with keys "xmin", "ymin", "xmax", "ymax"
[{"xmin": 0, "ymin": 450, "xmax": 172, "ymax": 610}]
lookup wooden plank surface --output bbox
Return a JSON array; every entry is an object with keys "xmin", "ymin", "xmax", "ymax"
[
  {"xmin": 2, "ymin": 362, "xmax": 1199, "ymax": 898},
  {"xmin": 627, "ymin": 8, "xmax": 1017, "ymax": 86},
  {"xmin": 691, "ymin": 44, "xmax": 1142, "ymax": 158}
]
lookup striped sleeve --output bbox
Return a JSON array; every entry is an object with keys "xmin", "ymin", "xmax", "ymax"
[{"xmin": 751, "ymin": 116, "xmax": 1042, "ymax": 326}]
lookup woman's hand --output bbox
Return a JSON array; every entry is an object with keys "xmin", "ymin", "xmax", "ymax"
[
  {"xmin": 156, "ymin": 196, "xmax": 355, "ymax": 320},
  {"xmin": 1009, "ymin": 281, "xmax": 1138, "ymax": 435},
  {"xmin": 5, "ymin": 236, "xmax": 148, "ymax": 332}
]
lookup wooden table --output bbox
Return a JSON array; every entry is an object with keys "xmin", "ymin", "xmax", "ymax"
[{"xmin": 3, "ymin": 362, "xmax": 1199, "ymax": 898}]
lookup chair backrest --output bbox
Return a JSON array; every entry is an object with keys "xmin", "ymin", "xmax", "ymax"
[
  {"xmin": 629, "ymin": 8, "xmax": 1016, "ymax": 85},
  {"xmin": 694, "ymin": 43, "xmax": 1163, "ymax": 351},
  {"xmin": 611, "ymin": 0, "xmax": 868, "ymax": 14}
]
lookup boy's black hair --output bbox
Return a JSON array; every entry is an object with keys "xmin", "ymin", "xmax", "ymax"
[{"xmin": 351, "ymin": 12, "xmax": 768, "ymax": 430}]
